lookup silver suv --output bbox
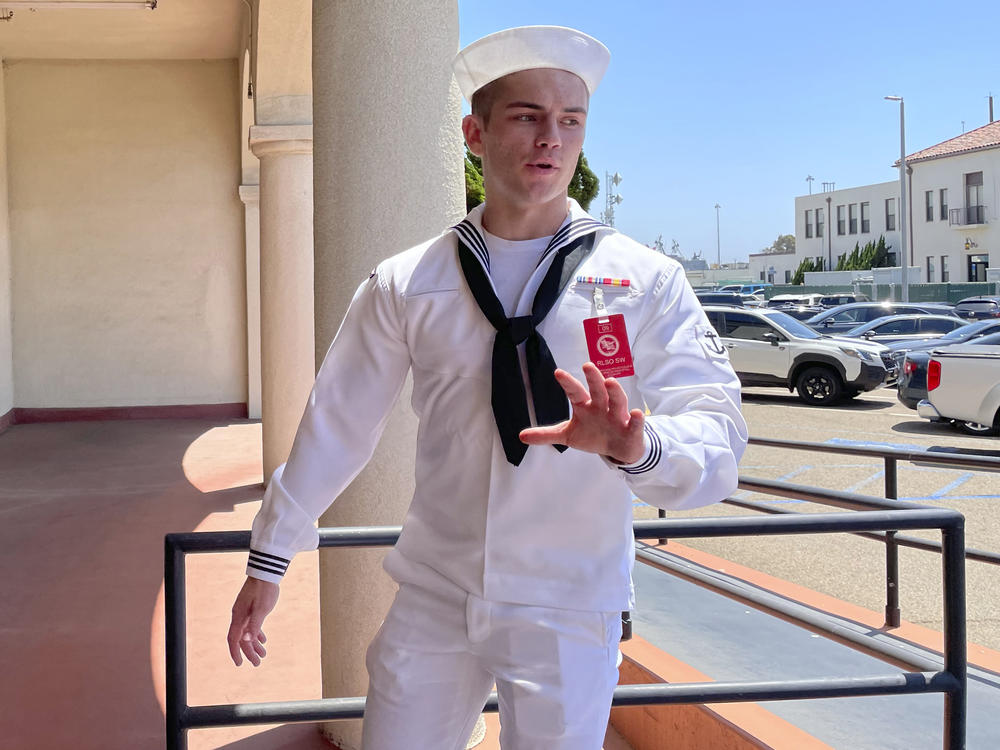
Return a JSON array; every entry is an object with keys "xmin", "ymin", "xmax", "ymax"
[{"xmin": 702, "ymin": 305, "xmax": 896, "ymax": 405}]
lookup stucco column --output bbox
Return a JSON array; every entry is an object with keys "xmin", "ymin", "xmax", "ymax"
[
  {"xmin": 238, "ymin": 184, "xmax": 262, "ymax": 420},
  {"xmin": 249, "ymin": 125, "xmax": 314, "ymax": 478},
  {"xmin": 312, "ymin": 1, "xmax": 464, "ymax": 747}
]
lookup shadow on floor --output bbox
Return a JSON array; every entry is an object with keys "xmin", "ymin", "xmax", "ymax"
[{"xmin": 0, "ymin": 419, "xmax": 263, "ymax": 750}]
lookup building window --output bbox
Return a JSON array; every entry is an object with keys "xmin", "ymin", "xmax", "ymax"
[
  {"xmin": 941, "ymin": 255, "xmax": 949, "ymax": 282},
  {"xmin": 860, "ymin": 201, "xmax": 870, "ymax": 233},
  {"xmin": 885, "ymin": 198, "xmax": 896, "ymax": 231},
  {"xmin": 816, "ymin": 207, "xmax": 824, "ymax": 238},
  {"xmin": 939, "ymin": 188, "xmax": 948, "ymax": 220},
  {"xmin": 926, "ymin": 256, "xmax": 935, "ymax": 283},
  {"xmin": 805, "ymin": 209, "xmax": 813, "ymax": 238},
  {"xmin": 965, "ymin": 172, "xmax": 984, "ymax": 224},
  {"xmin": 837, "ymin": 205, "xmax": 845, "ymax": 235},
  {"xmin": 925, "ymin": 190, "xmax": 934, "ymax": 221},
  {"xmin": 849, "ymin": 203, "xmax": 858, "ymax": 234},
  {"xmin": 784, "ymin": 269, "xmax": 791, "ymax": 283},
  {"xmin": 887, "ymin": 251, "xmax": 897, "ymax": 266},
  {"xmin": 759, "ymin": 271, "xmax": 765, "ymax": 281}
]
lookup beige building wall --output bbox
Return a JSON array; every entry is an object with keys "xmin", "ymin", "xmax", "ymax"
[
  {"xmin": 0, "ymin": 64, "xmax": 12, "ymax": 417},
  {"xmin": 6, "ymin": 59, "xmax": 247, "ymax": 408}
]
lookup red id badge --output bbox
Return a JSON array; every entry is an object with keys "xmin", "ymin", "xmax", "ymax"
[{"xmin": 583, "ymin": 314, "xmax": 635, "ymax": 378}]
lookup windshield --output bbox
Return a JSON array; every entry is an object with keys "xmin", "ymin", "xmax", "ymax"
[{"xmin": 762, "ymin": 311, "xmax": 822, "ymax": 339}]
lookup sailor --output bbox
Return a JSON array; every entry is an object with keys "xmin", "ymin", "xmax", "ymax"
[{"xmin": 228, "ymin": 25, "xmax": 748, "ymax": 749}]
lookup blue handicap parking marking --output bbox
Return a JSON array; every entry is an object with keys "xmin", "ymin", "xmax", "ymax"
[
  {"xmin": 825, "ymin": 438, "xmax": 1000, "ymax": 503},
  {"xmin": 931, "ymin": 472, "xmax": 975, "ymax": 498}
]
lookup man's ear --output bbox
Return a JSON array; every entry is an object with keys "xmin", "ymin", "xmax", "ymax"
[{"xmin": 462, "ymin": 114, "xmax": 485, "ymax": 158}]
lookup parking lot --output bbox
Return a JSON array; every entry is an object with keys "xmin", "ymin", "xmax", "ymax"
[{"xmin": 635, "ymin": 384, "xmax": 1000, "ymax": 651}]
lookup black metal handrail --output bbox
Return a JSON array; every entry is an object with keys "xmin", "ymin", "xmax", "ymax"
[
  {"xmin": 165, "ymin": 499, "xmax": 967, "ymax": 750},
  {"xmin": 727, "ymin": 438, "xmax": 1000, "ymax": 628}
]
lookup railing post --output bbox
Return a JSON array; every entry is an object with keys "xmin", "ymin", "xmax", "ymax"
[
  {"xmin": 883, "ymin": 457, "xmax": 901, "ymax": 628},
  {"xmin": 657, "ymin": 508, "xmax": 667, "ymax": 546},
  {"xmin": 165, "ymin": 536, "xmax": 188, "ymax": 750},
  {"xmin": 942, "ymin": 520, "xmax": 967, "ymax": 750}
]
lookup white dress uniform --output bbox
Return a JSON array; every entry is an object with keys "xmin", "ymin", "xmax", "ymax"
[
  {"xmin": 245, "ymin": 199, "xmax": 748, "ymax": 748},
  {"xmin": 243, "ymin": 25, "xmax": 749, "ymax": 750}
]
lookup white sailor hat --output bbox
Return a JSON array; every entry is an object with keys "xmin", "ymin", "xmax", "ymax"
[{"xmin": 452, "ymin": 25, "xmax": 610, "ymax": 103}]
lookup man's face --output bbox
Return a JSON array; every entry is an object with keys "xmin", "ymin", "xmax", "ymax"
[{"xmin": 464, "ymin": 68, "xmax": 588, "ymax": 212}]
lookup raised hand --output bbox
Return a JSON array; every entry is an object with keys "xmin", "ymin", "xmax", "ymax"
[
  {"xmin": 227, "ymin": 576, "xmax": 280, "ymax": 667},
  {"xmin": 519, "ymin": 362, "xmax": 645, "ymax": 465}
]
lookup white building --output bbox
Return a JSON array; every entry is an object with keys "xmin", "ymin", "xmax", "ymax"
[
  {"xmin": 906, "ymin": 120, "xmax": 1000, "ymax": 283},
  {"xmin": 752, "ymin": 120, "xmax": 1000, "ymax": 286}
]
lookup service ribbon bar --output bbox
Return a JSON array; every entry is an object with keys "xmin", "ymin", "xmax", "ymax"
[{"xmin": 575, "ymin": 276, "xmax": 631, "ymax": 287}]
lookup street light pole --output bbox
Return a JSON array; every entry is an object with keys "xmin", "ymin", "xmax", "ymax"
[
  {"xmin": 885, "ymin": 95, "xmax": 909, "ymax": 302},
  {"xmin": 714, "ymin": 203, "xmax": 721, "ymax": 268}
]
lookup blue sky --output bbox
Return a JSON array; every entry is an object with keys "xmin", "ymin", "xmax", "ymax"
[{"xmin": 458, "ymin": 0, "xmax": 1000, "ymax": 263}]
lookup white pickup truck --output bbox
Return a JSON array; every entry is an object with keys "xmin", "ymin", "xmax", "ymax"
[{"xmin": 917, "ymin": 344, "xmax": 1000, "ymax": 435}]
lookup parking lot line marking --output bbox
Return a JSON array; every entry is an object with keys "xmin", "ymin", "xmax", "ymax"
[
  {"xmin": 931, "ymin": 472, "xmax": 975, "ymax": 498},
  {"xmin": 845, "ymin": 470, "xmax": 884, "ymax": 494}
]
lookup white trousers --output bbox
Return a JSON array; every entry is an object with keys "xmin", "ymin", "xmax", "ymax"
[{"xmin": 361, "ymin": 581, "xmax": 622, "ymax": 750}]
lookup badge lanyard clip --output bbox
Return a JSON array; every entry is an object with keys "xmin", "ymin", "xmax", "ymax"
[{"xmin": 593, "ymin": 286, "xmax": 609, "ymax": 322}]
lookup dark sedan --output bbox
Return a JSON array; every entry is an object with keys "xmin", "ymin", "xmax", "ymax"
[
  {"xmin": 805, "ymin": 301, "xmax": 958, "ymax": 333},
  {"xmin": 897, "ymin": 332, "xmax": 1000, "ymax": 409},
  {"xmin": 887, "ymin": 318, "xmax": 1000, "ymax": 366},
  {"xmin": 842, "ymin": 314, "xmax": 967, "ymax": 346},
  {"xmin": 954, "ymin": 295, "xmax": 1000, "ymax": 320}
]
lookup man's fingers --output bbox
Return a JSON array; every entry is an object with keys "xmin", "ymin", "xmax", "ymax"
[
  {"xmin": 227, "ymin": 616, "xmax": 247, "ymax": 666},
  {"xmin": 628, "ymin": 409, "xmax": 645, "ymax": 435},
  {"xmin": 252, "ymin": 637, "xmax": 267, "ymax": 659},
  {"xmin": 240, "ymin": 634, "xmax": 262, "ymax": 667},
  {"xmin": 582, "ymin": 363, "xmax": 609, "ymax": 410},
  {"xmin": 553, "ymin": 368, "xmax": 590, "ymax": 405},
  {"xmin": 520, "ymin": 422, "xmax": 570, "ymax": 445},
  {"xmin": 606, "ymin": 377, "xmax": 629, "ymax": 422}
]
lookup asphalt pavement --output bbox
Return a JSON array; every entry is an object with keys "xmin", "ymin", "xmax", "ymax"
[{"xmin": 634, "ymin": 384, "xmax": 1000, "ymax": 651}]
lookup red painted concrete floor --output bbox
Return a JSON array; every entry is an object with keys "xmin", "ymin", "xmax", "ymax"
[
  {"xmin": 0, "ymin": 419, "xmax": 333, "ymax": 750},
  {"xmin": 0, "ymin": 419, "xmax": 631, "ymax": 750}
]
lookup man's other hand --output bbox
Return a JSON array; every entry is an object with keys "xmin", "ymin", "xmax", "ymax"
[
  {"xmin": 227, "ymin": 576, "xmax": 280, "ymax": 667},
  {"xmin": 519, "ymin": 362, "xmax": 645, "ymax": 464}
]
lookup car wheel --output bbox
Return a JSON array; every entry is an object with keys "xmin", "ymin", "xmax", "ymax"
[
  {"xmin": 795, "ymin": 366, "xmax": 843, "ymax": 406},
  {"xmin": 955, "ymin": 419, "xmax": 999, "ymax": 436}
]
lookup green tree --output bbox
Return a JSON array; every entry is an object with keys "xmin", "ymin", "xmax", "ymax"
[
  {"xmin": 762, "ymin": 234, "xmax": 795, "ymax": 254},
  {"xmin": 463, "ymin": 149, "xmax": 600, "ymax": 212},
  {"xmin": 567, "ymin": 152, "xmax": 599, "ymax": 211},
  {"xmin": 834, "ymin": 236, "xmax": 892, "ymax": 271},
  {"xmin": 464, "ymin": 148, "xmax": 484, "ymax": 212},
  {"xmin": 791, "ymin": 256, "xmax": 824, "ymax": 285}
]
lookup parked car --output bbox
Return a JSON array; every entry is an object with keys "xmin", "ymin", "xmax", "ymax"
[
  {"xmin": 777, "ymin": 305, "xmax": 826, "ymax": 321},
  {"xmin": 841, "ymin": 314, "xmax": 967, "ymax": 346},
  {"xmin": 766, "ymin": 293, "xmax": 825, "ymax": 308},
  {"xmin": 702, "ymin": 305, "xmax": 895, "ymax": 405},
  {"xmin": 953, "ymin": 295, "xmax": 1000, "ymax": 320},
  {"xmin": 897, "ymin": 332, "xmax": 1000, "ymax": 411},
  {"xmin": 695, "ymin": 290, "xmax": 744, "ymax": 307},
  {"xmin": 887, "ymin": 318, "xmax": 1000, "ymax": 367},
  {"xmin": 917, "ymin": 343, "xmax": 1000, "ymax": 435},
  {"xmin": 805, "ymin": 302, "xmax": 959, "ymax": 333},
  {"xmin": 719, "ymin": 283, "xmax": 773, "ymax": 295},
  {"xmin": 817, "ymin": 293, "xmax": 870, "ymax": 308}
]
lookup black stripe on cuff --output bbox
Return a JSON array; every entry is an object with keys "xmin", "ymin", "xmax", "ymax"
[
  {"xmin": 250, "ymin": 549, "xmax": 290, "ymax": 565},
  {"xmin": 621, "ymin": 423, "xmax": 661, "ymax": 475},
  {"xmin": 249, "ymin": 548, "xmax": 290, "ymax": 576},
  {"xmin": 248, "ymin": 560, "xmax": 286, "ymax": 576}
]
